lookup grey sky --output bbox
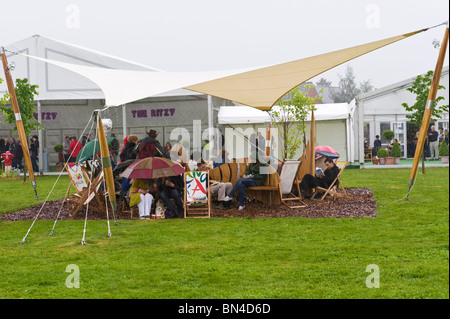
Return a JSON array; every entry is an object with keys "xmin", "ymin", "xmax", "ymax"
[{"xmin": 1, "ymin": 0, "xmax": 449, "ymax": 90}]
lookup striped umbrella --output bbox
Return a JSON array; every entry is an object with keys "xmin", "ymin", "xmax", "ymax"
[
  {"xmin": 119, "ymin": 157, "xmax": 185, "ymax": 179},
  {"xmin": 315, "ymin": 145, "xmax": 339, "ymax": 155}
]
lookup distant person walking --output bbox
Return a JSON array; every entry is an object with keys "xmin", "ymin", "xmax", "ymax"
[
  {"xmin": 63, "ymin": 136, "xmax": 71, "ymax": 163},
  {"xmin": 29, "ymin": 135, "xmax": 39, "ymax": 172},
  {"xmin": 11, "ymin": 138, "xmax": 24, "ymax": 170},
  {"xmin": 428, "ymin": 126, "xmax": 439, "ymax": 160}
]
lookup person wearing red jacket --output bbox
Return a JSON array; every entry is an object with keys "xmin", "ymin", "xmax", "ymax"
[
  {"xmin": 68, "ymin": 136, "xmax": 83, "ymax": 162},
  {"xmin": 1, "ymin": 151, "xmax": 14, "ymax": 174}
]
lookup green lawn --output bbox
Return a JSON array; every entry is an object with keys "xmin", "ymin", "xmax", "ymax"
[{"xmin": 0, "ymin": 168, "xmax": 448, "ymax": 299}]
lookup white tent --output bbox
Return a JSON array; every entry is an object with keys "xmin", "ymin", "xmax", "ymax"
[
  {"xmin": 0, "ymin": 35, "xmax": 219, "ymax": 171},
  {"xmin": 0, "ymin": 34, "xmax": 167, "ymax": 100},
  {"xmin": 218, "ymin": 103, "xmax": 356, "ymax": 162},
  {"xmin": 354, "ymin": 65, "xmax": 449, "ymax": 162},
  {"xmin": 218, "ymin": 106, "xmax": 271, "ymax": 124}
]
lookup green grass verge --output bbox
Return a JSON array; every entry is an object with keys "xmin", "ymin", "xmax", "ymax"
[{"xmin": 0, "ymin": 168, "xmax": 448, "ymax": 299}]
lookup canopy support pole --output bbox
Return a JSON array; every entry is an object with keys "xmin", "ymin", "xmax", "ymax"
[
  {"xmin": 207, "ymin": 95, "xmax": 214, "ymax": 160},
  {"xmin": 37, "ymin": 100, "xmax": 43, "ymax": 174},
  {"xmin": 94, "ymin": 111, "xmax": 118, "ymax": 225},
  {"xmin": 1, "ymin": 47, "xmax": 38, "ymax": 200},
  {"xmin": 310, "ymin": 109, "xmax": 316, "ymax": 175},
  {"xmin": 122, "ymin": 104, "xmax": 127, "ymax": 141},
  {"xmin": 406, "ymin": 23, "xmax": 449, "ymax": 200}
]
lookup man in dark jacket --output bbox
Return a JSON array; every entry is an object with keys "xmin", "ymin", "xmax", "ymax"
[
  {"xmin": 224, "ymin": 158, "xmax": 267, "ymax": 211},
  {"xmin": 137, "ymin": 129, "xmax": 169, "ymax": 159},
  {"xmin": 29, "ymin": 135, "xmax": 39, "ymax": 172},
  {"xmin": 119, "ymin": 135, "xmax": 138, "ymax": 162},
  {"xmin": 300, "ymin": 157, "xmax": 340, "ymax": 197},
  {"xmin": 157, "ymin": 175, "xmax": 184, "ymax": 218},
  {"xmin": 11, "ymin": 138, "xmax": 24, "ymax": 170}
]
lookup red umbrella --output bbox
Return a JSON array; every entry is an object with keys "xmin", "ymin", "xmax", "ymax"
[
  {"xmin": 120, "ymin": 157, "xmax": 185, "ymax": 179},
  {"xmin": 315, "ymin": 145, "xmax": 339, "ymax": 155}
]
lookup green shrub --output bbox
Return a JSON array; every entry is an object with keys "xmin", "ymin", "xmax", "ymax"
[
  {"xmin": 377, "ymin": 148, "xmax": 388, "ymax": 158},
  {"xmin": 391, "ymin": 142, "xmax": 402, "ymax": 157},
  {"xmin": 382, "ymin": 130, "xmax": 395, "ymax": 142},
  {"xmin": 439, "ymin": 141, "xmax": 449, "ymax": 156},
  {"xmin": 54, "ymin": 144, "xmax": 63, "ymax": 153}
]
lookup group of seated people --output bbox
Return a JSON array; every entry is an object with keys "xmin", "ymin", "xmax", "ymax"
[
  {"xmin": 120, "ymin": 130, "xmax": 341, "ymax": 218},
  {"xmin": 128, "ymin": 175, "xmax": 184, "ymax": 219},
  {"xmin": 126, "ymin": 157, "xmax": 269, "ymax": 218}
]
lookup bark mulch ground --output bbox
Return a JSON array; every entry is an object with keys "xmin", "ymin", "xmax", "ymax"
[{"xmin": 0, "ymin": 188, "xmax": 376, "ymax": 221}]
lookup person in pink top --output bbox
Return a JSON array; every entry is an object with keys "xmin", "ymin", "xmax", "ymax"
[{"xmin": 1, "ymin": 151, "xmax": 14, "ymax": 174}]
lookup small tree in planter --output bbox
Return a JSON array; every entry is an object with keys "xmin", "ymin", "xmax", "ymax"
[
  {"xmin": 54, "ymin": 144, "xmax": 64, "ymax": 171},
  {"xmin": 391, "ymin": 142, "xmax": 402, "ymax": 164},
  {"xmin": 382, "ymin": 130, "xmax": 395, "ymax": 164},
  {"xmin": 439, "ymin": 141, "xmax": 449, "ymax": 164},
  {"xmin": 377, "ymin": 148, "xmax": 388, "ymax": 165}
]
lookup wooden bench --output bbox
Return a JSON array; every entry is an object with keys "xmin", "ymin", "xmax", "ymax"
[{"xmin": 246, "ymin": 165, "xmax": 281, "ymax": 206}]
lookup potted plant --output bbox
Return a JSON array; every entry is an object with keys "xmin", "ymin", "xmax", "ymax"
[
  {"xmin": 382, "ymin": 130, "xmax": 395, "ymax": 165},
  {"xmin": 439, "ymin": 141, "xmax": 449, "ymax": 164},
  {"xmin": 382, "ymin": 130, "xmax": 395, "ymax": 143},
  {"xmin": 371, "ymin": 157, "xmax": 379, "ymax": 165},
  {"xmin": 54, "ymin": 144, "xmax": 64, "ymax": 171},
  {"xmin": 377, "ymin": 148, "xmax": 388, "ymax": 165},
  {"xmin": 391, "ymin": 142, "xmax": 402, "ymax": 164}
]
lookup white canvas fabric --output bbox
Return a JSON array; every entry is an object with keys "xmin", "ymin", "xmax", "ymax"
[{"xmin": 13, "ymin": 28, "xmax": 426, "ymax": 110}]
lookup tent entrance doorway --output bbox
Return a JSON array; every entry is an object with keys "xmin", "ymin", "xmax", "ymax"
[{"xmin": 391, "ymin": 121, "xmax": 406, "ymax": 157}]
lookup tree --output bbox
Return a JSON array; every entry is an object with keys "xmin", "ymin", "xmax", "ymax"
[
  {"xmin": 359, "ymin": 79, "xmax": 374, "ymax": 94},
  {"xmin": 271, "ymin": 84, "xmax": 322, "ymax": 159},
  {"xmin": 402, "ymin": 70, "xmax": 448, "ymax": 174},
  {"xmin": 316, "ymin": 78, "xmax": 332, "ymax": 87},
  {"xmin": 331, "ymin": 65, "xmax": 374, "ymax": 103},
  {"xmin": 0, "ymin": 78, "xmax": 40, "ymax": 136},
  {"xmin": 401, "ymin": 70, "xmax": 448, "ymax": 126}
]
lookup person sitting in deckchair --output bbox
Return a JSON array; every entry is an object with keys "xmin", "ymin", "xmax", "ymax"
[
  {"xmin": 129, "ymin": 178, "xmax": 157, "ymax": 219},
  {"xmin": 197, "ymin": 160, "xmax": 233, "ymax": 210},
  {"xmin": 300, "ymin": 157, "xmax": 340, "ymax": 198}
]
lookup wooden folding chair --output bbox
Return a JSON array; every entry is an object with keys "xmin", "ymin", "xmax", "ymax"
[
  {"xmin": 66, "ymin": 171, "xmax": 108, "ymax": 217},
  {"xmin": 278, "ymin": 160, "xmax": 307, "ymax": 208},
  {"xmin": 64, "ymin": 162, "xmax": 91, "ymax": 199},
  {"xmin": 184, "ymin": 171, "xmax": 211, "ymax": 218},
  {"xmin": 312, "ymin": 161, "xmax": 348, "ymax": 200},
  {"xmin": 121, "ymin": 190, "xmax": 137, "ymax": 219}
]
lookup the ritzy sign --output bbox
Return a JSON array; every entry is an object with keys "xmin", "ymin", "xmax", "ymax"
[
  {"xmin": 131, "ymin": 108, "xmax": 176, "ymax": 119},
  {"xmin": 33, "ymin": 112, "xmax": 58, "ymax": 121}
]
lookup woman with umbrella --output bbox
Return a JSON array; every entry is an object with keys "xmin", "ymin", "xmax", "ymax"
[
  {"xmin": 129, "ymin": 178, "xmax": 158, "ymax": 219},
  {"xmin": 120, "ymin": 157, "xmax": 186, "ymax": 219}
]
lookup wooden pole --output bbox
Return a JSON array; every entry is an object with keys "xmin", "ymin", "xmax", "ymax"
[
  {"xmin": 265, "ymin": 123, "xmax": 271, "ymax": 157},
  {"xmin": 95, "ymin": 112, "xmax": 117, "ymax": 225},
  {"xmin": 1, "ymin": 48, "xmax": 38, "ymax": 200},
  {"xmin": 310, "ymin": 109, "xmax": 316, "ymax": 175},
  {"xmin": 407, "ymin": 24, "xmax": 449, "ymax": 200}
]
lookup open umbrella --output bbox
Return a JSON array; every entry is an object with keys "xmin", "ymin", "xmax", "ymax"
[
  {"xmin": 76, "ymin": 137, "xmax": 115, "ymax": 162},
  {"xmin": 120, "ymin": 157, "xmax": 185, "ymax": 179},
  {"xmin": 315, "ymin": 145, "xmax": 339, "ymax": 155},
  {"xmin": 315, "ymin": 150, "xmax": 340, "ymax": 160}
]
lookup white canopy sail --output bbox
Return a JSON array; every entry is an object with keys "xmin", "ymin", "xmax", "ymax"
[{"xmin": 14, "ymin": 28, "xmax": 428, "ymax": 110}]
